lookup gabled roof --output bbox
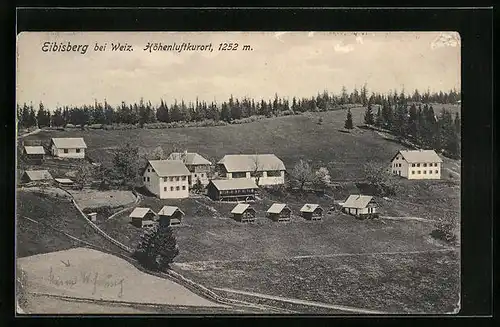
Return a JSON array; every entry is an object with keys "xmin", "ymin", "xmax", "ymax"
[
  {"xmin": 342, "ymin": 195, "xmax": 376, "ymax": 209},
  {"xmin": 129, "ymin": 207, "xmax": 156, "ymax": 219},
  {"xmin": 391, "ymin": 149, "xmax": 443, "ymax": 163},
  {"xmin": 51, "ymin": 138, "xmax": 87, "ymax": 149},
  {"xmin": 231, "ymin": 203, "xmax": 255, "ymax": 214},
  {"xmin": 147, "ymin": 160, "xmax": 190, "ymax": 177},
  {"xmin": 300, "ymin": 204, "xmax": 323, "ymax": 213},
  {"xmin": 158, "ymin": 206, "xmax": 185, "ymax": 217},
  {"xmin": 24, "ymin": 146, "xmax": 45, "ymax": 155},
  {"xmin": 209, "ymin": 178, "xmax": 259, "ymax": 191},
  {"xmin": 267, "ymin": 203, "xmax": 290, "ymax": 214},
  {"xmin": 168, "ymin": 152, "xmax": 212, "ymax": 165},
  {"xmin": 55, "ymin": 178, "xmax": 73, "ymax": 184},
  {"xmin": 217, "ymin": 154, "xmax": 286, "ymax": 173},
  {"xmin": 23, "ymin": 170, "xmax": 53, "ymax": 181}
]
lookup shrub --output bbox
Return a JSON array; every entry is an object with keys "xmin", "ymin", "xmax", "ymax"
[{"xmin": 133, "ymin": 224, "xmax": 179, "ymax": 271}]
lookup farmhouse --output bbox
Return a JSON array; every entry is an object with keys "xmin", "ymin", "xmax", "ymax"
[
  {"xmin": 20, "ymin": 170, "xmax": 53, "ymax": 183},
  {"xmin": 207, "ymin": 179, "xmax": 259, "ymax": 202},
  {"xmin": 50, "ymin": 138, "xmax": 87, "ymax": 159},
  {"xmin": 341, "ymin": 195, "xmax": 379, "ymax": 219},
  {"xmin": 23, "ymin": 146, "xmax": 45, "ymax": 164},
  {"xmin": 217, "ymin": 154, "xmax": 286, "ymax": 186},
  {"xmin": 300, "ymin": 204, "xmax": 323, "ymax": 221},
  {"xmin": 390, "ymin": 149, "xmax": 443, "ymax": 179},
  {"xmin": 167, "ymin": 151, "xmax": 212, "ymax": 187},
  {"xmin": 143, "ymin": 160, "xmax": 190, "ymax": 199},
  {"xmin": 129, "ymin": 207, "xmax": 157, "ymax": 228},
  {"xmin": 266, "ymin": 203, "xmax": 292, "ymax": 222},
  {"xmin": 231, "ymin": 203, "xmax": 256, "ymax": 223},
  {"xmin": 158, "ymin": 206, "xmax": 185, "ymax": 227}
]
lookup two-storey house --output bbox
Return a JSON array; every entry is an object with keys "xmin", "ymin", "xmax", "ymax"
[
  {"xmin": 390, "ymin": 149, "xmax": 443, "ymax": 179},
  {"xmin": 142, "ymin": 160, "xmax": 190, "ymax": 199},
  {"xmin": 167, "ymin": 151, "xmax": 212, "ymax": 187}
]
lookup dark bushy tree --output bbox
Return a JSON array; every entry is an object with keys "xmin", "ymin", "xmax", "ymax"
[
  {"xmin": 344, "ymin": 109, "xmax": 354, "ymax": 129},
  {"xmin": 133, "ymin": 224, "xmax": 179, "ymax": 270}
]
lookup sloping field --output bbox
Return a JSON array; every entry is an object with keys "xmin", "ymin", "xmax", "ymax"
[{"xmin": 17, "ymin": 247, "xmax": 225, "ymax": 311}]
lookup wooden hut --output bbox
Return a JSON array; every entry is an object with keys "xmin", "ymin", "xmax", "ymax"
[
  {"xmin": 20, "ymin": 170, "xmax": 53, "ymax": 183},
  {"xmin": 158, "ymin": 206, "xmax": 185, "ymax": 227},
  {"xmin": 300, "ymin": 204, "xmax": 323, "ymax": 221},
  {"xmin": 23, "ymin": 146, "xmax": 45, "ymax": 164},
  {"xmin": 207, "ymin": 179, "xmax": 259, "ymax": 202},
  {"xmin": 231, "ymin": 203, "xmax": 256, "ymax": 223},
  {"xmin": 341, "ymin": 195, "xmax": 379, "ymax": 219},
  {"xmin": 266, "ymin": 203, "xmax": 292, "ymax": 222},
  {"xmin": 129, "ymin": 207, "xmax": 157, "ymax": 228}
]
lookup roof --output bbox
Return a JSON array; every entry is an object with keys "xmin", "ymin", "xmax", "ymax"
[
  {"xmin": 391, "ymin": 150, "xmax": 443, "ymax": 163},
  {"xmin": 209, "ymin": 178, "xmax": 259, "ymax": 191},
  {"xmin": 342, "ymin": 195, "xmax": 375, "ymax": 209},
  {"xmin": 300, "ymin": 204, "xmax": 323, "ymax": 213},
  {"xmin": 129, "ymin": 207, "xmax": 156, "ymax": 218},
  {"xmin": 23, "ymin": 170, "xmax": 53, "ymax": 181},
  {"xmin": 168, "ymin": 152, "xmax": 212, "ymax": 165},
  {"xmin": 231, "ymin": 203, "xmax": 255, "ymax": 214},
  {"xmin": 267, "ymin": 203, "xmax": 290, "ymax": 214},
  {"xmin": 55, "ymin": 178, "xmax": 73, "ymax": 184},
  {"xmin": 24, "ymin": 146, "xmax": 45, "ymax": 155},
  {"xmin": 158, "ymin": 206, "xmax": 185, "ymax": 217},
  {"xmin": 147, "ymin": 160, "xmax": 190, "ymax": 177},
  {"xmin": 217, "ymin": 154, "xmax": 286, "ymax": 173},
  {"xmin": 51, "ymin": 138, "xmax": 87, "ymax": 149}
]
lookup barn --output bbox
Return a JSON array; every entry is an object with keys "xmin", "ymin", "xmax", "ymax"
[
  {"xmin": 20, "ymin": 170, "xmax": 53, "ymax": 183},
  {"xmin": 207, "ymin": 179, "xmax": 259, "ymax": 202},
  {"xmin": 158, "ymin": 206, "xmax": 185, "ymax": 227},
  {"xmin": 23, "ymin": 146, "xmax": 45, "ymax": 164},
  {"xmin": 300, "ymin": 204, "xmax": 323, "ymax": 221},
  {"xmin": 266, "ymin": 203, "xmax": 292, "ymax": 222},
  {"xmin": 129, "ymin": 207, "xmax": 157, "ymax": 228},
  {"xmin": 341, "ymin": 195, "xmax": 379, "ymax": 219},
  {"xmin": 231, "ymin": 203, "xmax": 256, "ymax": 223}
]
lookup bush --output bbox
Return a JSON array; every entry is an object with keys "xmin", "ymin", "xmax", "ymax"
[{"xmin": 133, "ymin": 224, "xmax": 179, "ymax": 271}]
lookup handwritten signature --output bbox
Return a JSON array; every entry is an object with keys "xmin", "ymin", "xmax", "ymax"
[{"xmin": 47, "ymin": 267, "xmax": 124, "ymax": 298}]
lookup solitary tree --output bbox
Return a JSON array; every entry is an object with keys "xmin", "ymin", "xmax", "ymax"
[
  {"xmin": 74, "ymin": 165, "xmax": 94, "ymax": 190},
  {"xmin": 313, "ymin": 167, "xmax": 331, "ymax": 191},
  {"xmin": 364, "ymin": 104, "xmax": 374, "ymax": 125},
  {"xmin": 112, "ymin": 143, "xmax": 141, "ymax": 187},
  {"xmin": 344, "ymin": 109, "xmax": 354, "ymax": 129},
  {"xmin": 291, "ymin": 160, "xmax": 315, "ymax": 191},
  {"xmin": 133, "ymin": 224, "xmax": 179, "ymax": 271}
]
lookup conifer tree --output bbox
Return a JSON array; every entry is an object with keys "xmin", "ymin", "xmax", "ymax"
[
  {"xmin": 344, "ymin": 109, "xmax": 354, "ymax": 129},
  {"xmin": 364, "ymin": 104, "xmax": 374, "ymax": 125}
]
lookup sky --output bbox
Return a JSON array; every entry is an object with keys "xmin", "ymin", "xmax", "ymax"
[{"xmin": 16, "ymin": 32, "xmax": 461, "ymax": 110}]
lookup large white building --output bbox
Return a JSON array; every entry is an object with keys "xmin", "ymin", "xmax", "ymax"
[
  {"xmin": 142, "ymin": 160, "xmax": 190, "ymax": 199},
  {"xmin": 50, "ymin": 138, "xmax": 87, "ymax": 159},
  {"xmin": 217, "ymin": 154, "xmax": 286, "ymax": 186},
  {"xmin": 167, "ymin": 151, "xmax": 212, "ymax": 187},
  {"xmin": 390, "ymin": 149, "xmax": 443, "ymax": 179}
]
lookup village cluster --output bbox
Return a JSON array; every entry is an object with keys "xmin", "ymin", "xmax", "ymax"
[{"xmin": 20, "ymin": 137, "xmax": 444, "ymax": 228}]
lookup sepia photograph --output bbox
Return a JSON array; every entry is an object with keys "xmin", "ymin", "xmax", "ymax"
[{"xmin": 16, "ymin": 31, "xmax": 461, "ymax": 315}]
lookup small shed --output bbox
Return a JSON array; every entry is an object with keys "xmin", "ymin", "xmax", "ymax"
[
  {"xmin": 231, "ymin": 203, "xmax": 256, "ymax": 223},
  {"xmin": 55, "ymin": 178, "xmax": 75, "ymax": 187},
  {"xmin": 23, "ymin": 146, "xmax": 45, "ymax": 164},
  {"xmin": 342, "ymin": 195, "xmax": 379, "ymax": 219},
  {"xmin": 300, "ymin": 204, "xmax": 323, "ymax": 221},
  {"xmin": 129, "ymin": 207, "xmax": 157, "ymax": 228},
  {"xmin": 87, "ymin": 212, "xmax": 97, "ymax": 222},
  {"xmin": 266, "ymin": 203, "xmax": 292, "ymax": 222},
  {"xmin": 21, "ymin": 170, "xmax": 53, "ymax": 183},
  {"xmin": 158, "ymin": 206, "xmax": 185, "ymax": 227}
]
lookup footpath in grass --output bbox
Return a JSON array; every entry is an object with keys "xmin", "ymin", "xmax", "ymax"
[{"xmin": 174, "ymin": 250, "xmax": 460, "ymax": 314}]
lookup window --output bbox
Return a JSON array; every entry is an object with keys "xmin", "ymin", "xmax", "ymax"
[
  {"xmin": 176, "ymin": 177, "xmax": 180, "ymax": 181},
  {"xmin": 182, "ymin": 186, "xmax": 186, "ymax": 190},
  {"xmin": 170, "ymin": 186, "xmax": 174, "ymax": 191},
  {"xmin": 201, "ymin": 173, "xmax": 204, "ymax": 177},
  {"xmin": 435, "ymin": 170, "xmax": 439, "ymax": 174},
  {"xmin": 176, "ymin": 186, "xmax": 180, "ymax": 191},
  {"xmin": 64, "ymin": 149, "xmax": 68, "ymax": 154},
  {"xmin": 147, "ymin": 168, "xmax": 150, "ymax": 172},
  {"xmin": 147, "ymin": 177, "xmax": 150, "ymax": 182},
  {"xmin": 423, "ymin": 170, "xmax": 427, "ymax": 174},
  {"xmin": 399, "ymin": 163, "xmax": 402, "ymax": 167},
  {"xmin": 411, "ymin": 171, "xmax": 415, "ymax": 174},
  {"xmin": 163, "ymin": 177, "xmax": 167, "ymax": 182},
  {"xmin": 181, "ymin": 176, "xmax": 186, "ymax": 181},
  {"xmin": 417, "ymin": 163, "xmax": 420, "ymax": 167},
  {"xmin": 412, "ymin": 163, "xmax": 415, "ymax": 167},
  {"xmin": 76, "ymin": 149, "xmax": 81, "ymax": 153},
  {"xmin": 143, "ymin": 176, "xmax": 146, "ymax": 181},
  {"xmin": 434, "ymin": 163, "xmax": 438, "ymax": 167},
  {"xmin": 267, "ymin": 170, "xmax": 282, "ymax": 177},
  {"xmin": 423, "ymin": 163, "xmax": 427, "ymax": 167},
  {"xmin": 251, "ymin": 171, "xmax": 263, "ymax": 177},
  {"xmin": 417, "ymin": 170, "xmax": 421, "ymax": 174},
  {"xmin": 164, "ymin": 187, "xmax": 167, "ymax": 191},
  {"xmin": 233, "ymin": 172, "xmax": 247, "ymax": 178},
  {"xmin": 194, "ymin": 174, "xmax": 197, "ymax": 177}
]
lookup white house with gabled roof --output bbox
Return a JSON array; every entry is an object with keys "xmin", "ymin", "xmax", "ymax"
[
  {"xmin": 217, "ymin": 154, "xmax": 286, "ymax": 186},
  {"xmin": 390, "ymin": 149, "xmax": 443, "ymax": 179},
  {"xmin": 142, "ymin": 160, "xmax": 190, "ymax": 199},
  {"xmin": 167, "ymin": 151, "xmax": 212, "ymax": 187},
  {"xmin": 50, "ymin": 138, "xmax": 87, "ymax": 158}
]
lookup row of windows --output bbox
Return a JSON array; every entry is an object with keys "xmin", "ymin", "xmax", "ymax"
[
  {"xmin": 194, "ymin": 173, "xmax": 205, "ymax": 178},
  {"xmin": 62, "ymin": 148, "xmax": 82, "ymax": 153},
  {"xmin": 411, "ymin": 163, "xmax": 439, "ymax": 167},
  {"xmin": 221, "ymin": 189, "xmax": 253, "ymax": 195},
  {"xmin": 232, "ymin": 171, "xmax": 282, "ymax": 178},
  {"xmin": 393, "ymin": 163, "xmax": 402, "ymax": 167},
  {"xmin": 412, "ymin": 170, "xmax": 439, "ymax": 175},
  {"xmin": 164, "ymin": 186, "xmax": 186, "ymax": 191}
]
